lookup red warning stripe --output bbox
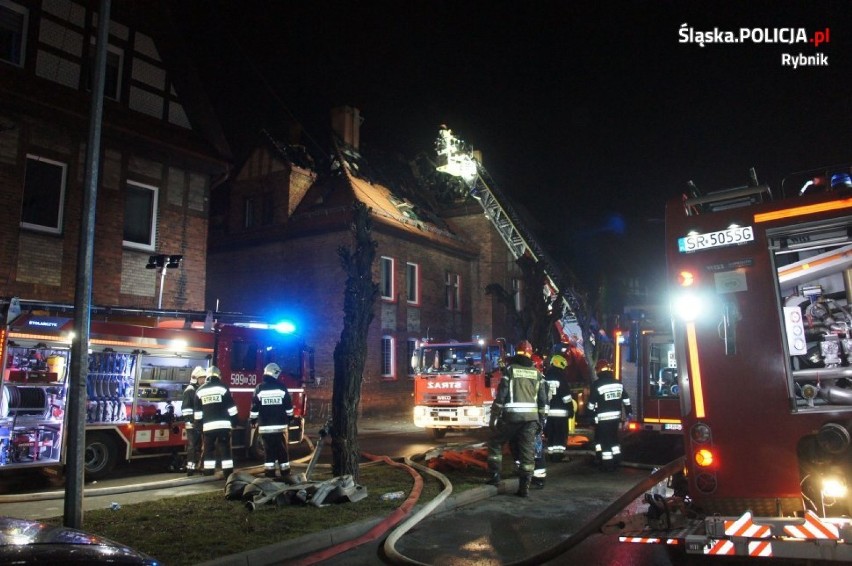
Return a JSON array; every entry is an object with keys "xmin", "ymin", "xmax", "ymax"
[
  {"xmin": 783, "ymin": 510, "xmax": 840, "ymax": 540},
  {"xmin": 706, "ymin": 539, "xmax": 734, "ymax": 555},
  {"xmin": 619, "ymin": 536, "xmax": 679, "ymax": 545},
  {"xmin": 748, "ymin": 540, "xmax": 773, "ymax": 557},
  {"xmin": 724, "ymin": 511, "xmax": 771, "ymax": 538}
]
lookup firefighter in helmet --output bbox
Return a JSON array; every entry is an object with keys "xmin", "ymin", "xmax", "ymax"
[
  {"xmin": 194, "ymin": 366, "xmax": 238, "ymax": 480},
  {"xmin": 544, "ymin": 354, "xmax": 573, "ymax": 462},
  {"xmin": 250, "ymin": 362, "xmax": 295, "ymax": 479},
  {"xmin": 486, "ymin": 339, "xmax": 549, "ymax": 497},
  {"xmin": 181, "ymin": 366, "xmax": 206, "ymax": 476},
  {"xmin": 587, "ymin": 360, "xmax": 631, "ymax": 471}
]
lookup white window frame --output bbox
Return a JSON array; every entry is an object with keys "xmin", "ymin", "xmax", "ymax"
[
  {"xmin": 381, "ymin": 335, "xmax": 395, "ymax": 379},
  {"xmin": 406, "ymin": 262, "xmax": 420, "ymax": 305},
  {"xmin": 21, "ymin": 154, "xmax": 66, "ymax": 234},
  {"xmin": 0, "ymin": 0, "xmax": 27, "ymax": 68},
  {"xmin": 380, "ymin": 256, "xmax": 395, "ymax": 301},
  {"xmin": 123, "ymin": 180, "xmax": 158, "ymax": 251}
]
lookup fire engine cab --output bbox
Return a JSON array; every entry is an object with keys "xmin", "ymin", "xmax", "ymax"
[
  {"xmin": 411, "ymin": 338, "xmax": 506, "ymax": 439},
  {"xmin": 613, "ymin": 168, "xmax": 852, "ymax": 561},
  {"xmin": 0, "ymin": 300, "xmax": 313, "ymax": 479}
]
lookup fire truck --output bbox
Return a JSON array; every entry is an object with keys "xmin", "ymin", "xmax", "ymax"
[
  {"xmin": 0, "ymin": 300, "xmax": 313, "ymax": 479},
  {"xmin": 626, "ymin": 329, "xmax": 682, "ymax": 435},
  {"xmin": 614, "ymin": 169, "xmax": 852, "ymax": 560},
  {"xmin": 411, "ymin": 338, "xmax": 507, "ymax": 439}
]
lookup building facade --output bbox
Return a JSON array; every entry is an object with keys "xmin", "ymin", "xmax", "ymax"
[
  {"xmin": 0, "ymin": 0, "xmax": 229, "ymax": 310},
  {"xmin": 207, "ymin": 108, "xmax": 522, "ymax": 418}
]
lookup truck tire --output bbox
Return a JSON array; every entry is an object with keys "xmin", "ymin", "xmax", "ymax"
[
  {"xmin": 85, "ymin": 432, "xmax": 118, "ymax": 480},
  {"xmin": 429, "ymin": 428, "xmax": 447, "ymax": 440}
]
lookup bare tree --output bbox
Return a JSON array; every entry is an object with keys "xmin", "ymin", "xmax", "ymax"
[{"xmin": 331, "ymin": 202, "xmax": 379, "ymax": 480}]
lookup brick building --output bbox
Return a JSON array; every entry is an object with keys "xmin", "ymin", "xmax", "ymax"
[
  {"xmin": 207, "ymin": 107, "xmax": 523, "ymax": 419},
  {"xmin": 0, "ymin": 0, "xmax": 229, "ymax": 309}
]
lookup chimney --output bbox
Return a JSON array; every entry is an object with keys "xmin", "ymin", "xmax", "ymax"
[{"xmin": 331, "ymin": 106, "xmax": 361, "ymax": 150}]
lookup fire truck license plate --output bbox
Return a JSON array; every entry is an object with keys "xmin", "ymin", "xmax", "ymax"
[{"xmin": 678, "ymin": 226, "xmax": 754, "ymax": 253}]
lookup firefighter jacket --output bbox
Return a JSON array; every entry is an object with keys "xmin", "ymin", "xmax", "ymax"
[
  {"xmin": 194, "ymin": 376, "xmax": 238, "ymax": 432},
  {"xmin": 544, "ymin": 365, "xmax": 574, "ymax": 419},
  {"xmin": 491, "ymin": 355, "xmax": 548, "ymax": 424},
  {"xmin": 587, "ymin": 373, "xmax": 632, "ymax": 423},
  {"xmin": 249, "ymin": 375, "xmax": 294, "ymax": 434},
  {"xmin": 181, "ymin": 383, "xmax": 199, "ymax": 429}
]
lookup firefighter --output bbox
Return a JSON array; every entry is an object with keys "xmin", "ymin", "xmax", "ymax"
[
  {"xmin": 249, "ymin": 363, "xmax": 294, "ymax": 479},
  {"xmin": 587, "ymin": 362, "xmax": 632, "ymax": 471},
  {"xmin": 181, "ymin": 366, "xmax": 206, "ymax": 476},
  {"xmin": 194, "ymin": 366, "xmax": 238, "ymax": 480},
  {"xmin": 544, "ymin": 353, "xmax": 573, "ymax": 462},
  {"xmin": 486, "ymin": 340, "xmax": 549, "ymax": 497}
]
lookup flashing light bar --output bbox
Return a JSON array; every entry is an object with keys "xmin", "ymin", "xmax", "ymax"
[{"xmin": 753, "ymin": 197, "xmax": 852, "ymax": 223}]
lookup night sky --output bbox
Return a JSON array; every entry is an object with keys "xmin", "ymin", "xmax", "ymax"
[{"xmin": 172, "ymin": 0, "xmax": 852, "ymax": 292}]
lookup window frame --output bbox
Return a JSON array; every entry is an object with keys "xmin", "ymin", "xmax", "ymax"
[
  {"xmin": 0, "ymin": 0, "xmax": 27, "ymax": 68},
  {"xmin": 123, "ymin": 180, "xmax": 158, "ymax": 252},
  {"xmin": 381, "ymin": 335, "xmax": 395, "ymax": 379},
  {"xmin": 21, "ymin": 154, "xmax": 67, "ymax": 235},
  {"xmin": 380, "ymin": 256, "xmax": 395, "ymax": 302},
  {"xmin": 445, "ymin": 271, "xmax": 461, "ymax": 311},
  {"xmin": 405, "ymin": 262, "xmax": 420, "ymax": 305},
  {"xmin": 87, "ymin": 37, "xmax": 123, "ymax": 101}
]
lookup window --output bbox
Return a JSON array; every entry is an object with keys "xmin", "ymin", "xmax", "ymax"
[
  {"xmin": 445, "ymin": 271, "xmax": 461, "ymax": 310},
  {"xmin": 406, "ymin": 262, "xmax": 420, "ymax": 305},
  {"xmin": 380, "ymin": 256, "xmax": 395, "ymax": 301},
  {"xmin": 123, "ymin": 180, "xmax": 158, "ymax": 251},
  {"xmin": 244, "ymin": 196, "xmax": 255, "ymax": 229},
  {"xmin": 21, "ymin": 155, "xmax": 66, "ymax": 234},
  {"xmin": 512, "ymin": 278, "xmax": 523, "ymax": 312},
  {"xmin": 381, "ymin": 335, "xmax": 395, "ymax": 378},
  {"xmin": 87, "ymin": 39, "xmax": 123, "ymax": 101},
  {"xmin": 231, "ymin": 341, "xmax": 258, "ymax": 372},
  {"xmin": 0, "ymin": 0, "xmax": 27, "ymax": 67},
  {"xmin": 407, "ymin": 338, "xmax": 418, "ymax": 376}
]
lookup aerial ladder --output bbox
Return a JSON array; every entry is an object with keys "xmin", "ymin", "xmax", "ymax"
[{"xmin": 435, "ymin": 127, "xmax": 587, "ymax": 350}]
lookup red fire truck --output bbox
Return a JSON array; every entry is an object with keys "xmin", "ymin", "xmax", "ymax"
[
  {"xmin": 411, "ymin": 338, "xmax": 507, "ymax": 439},
  {"xmin": 626, "ymin": 330, "xmax": 682, "ymax": 435},
  {"xmin": 0, "ymin": 300, "xmax": 313, "ymax": 479},
  {"xmin": 615, "ymin": 170, "xmax": 852, "ymax": 560}
]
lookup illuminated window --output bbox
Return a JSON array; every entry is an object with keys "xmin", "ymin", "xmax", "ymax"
[
  {"xmin": 380, "ymin": 257, "xmax": 395, "ymax": 301},
  {"xmin": 407, "ymin": 338, "xmax": 417, "ymax": 376},
  {"xmin": 445, "ymin": 271, "xmax": 461, "ymax": 310},
  {"xmin": 21, "ymin": 155, "xmax": 66, "ymax": 234},
  {"xmin": 406, "ymin": 262, "xmax": 420, "ymax": 305},
  {"xmin": 123, "ymin": 180, "xmax": 158, "ymax": 251},
  {"xmin": 381, "ymin": 335, "xmax": 395, "ymax": 378},
  {"xmin": 0, "ymin": 0, "xmax": 27, "ymax": 67}
]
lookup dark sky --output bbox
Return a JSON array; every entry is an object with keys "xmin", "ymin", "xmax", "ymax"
[{"xmin": 172, "ymin": 0, "xmax": 852, "ymax": 288}]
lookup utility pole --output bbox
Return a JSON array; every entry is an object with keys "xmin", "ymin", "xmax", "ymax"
[{"xmin": 65, "ymin": 0, "xmax": 110, "ymax": 529}]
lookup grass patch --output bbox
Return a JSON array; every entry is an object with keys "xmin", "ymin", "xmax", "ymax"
[{"xmin": 43, "ymin": 459, "xmax": 486, "ymax": 566}]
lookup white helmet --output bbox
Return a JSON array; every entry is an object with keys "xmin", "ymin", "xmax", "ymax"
[
  {"xmin": 207, "ymin": 366, "xmax": 221, "ymax": 379},
  {"xmin": 190, "ymin": 366, "xmax": 206, "ymax": 384},
  {"xmin": 264, "ymin": 363, "xmax": 281, "ymax": 378}
]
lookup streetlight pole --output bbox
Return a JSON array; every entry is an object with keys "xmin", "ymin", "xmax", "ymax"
[{"xmin": 146, "ymin": 254, "xmax": 183, "ymax": 309}]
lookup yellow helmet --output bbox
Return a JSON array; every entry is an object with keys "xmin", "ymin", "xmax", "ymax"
[{"xmin": 550, "ymin": 354, "xmax": 568, "ymax": 369}]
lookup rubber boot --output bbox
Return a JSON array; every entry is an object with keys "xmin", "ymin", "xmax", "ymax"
[
  {"xmin": 532, "ymin": 477, "xmax": 545, "ymax": 490},
  {"xmin": 517, "ymin": 475, "xmax": 531, "ymax": 497},
  {"xmin": 486, "ymin": 472, "xmax": 501, "ymax": 486}
]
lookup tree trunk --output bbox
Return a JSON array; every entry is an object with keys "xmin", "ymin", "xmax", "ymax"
[{"xmin": 331, "ymin": 202, "xmax": 379, "ymax": 480}]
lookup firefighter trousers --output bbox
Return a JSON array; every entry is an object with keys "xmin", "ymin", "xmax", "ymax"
[
  {"xmin": 201, "ymin": 429, "xmax": 234, "ymax": 476},
  {"xmin": 185, "ymin": 427, "xmax": 202, "ymax": 472},
  {"xmin": 594, "ymin": 419, "xmax": 622, "ymax": 468},
  {"xmin": 260, "ymin": 432, "xmax": 290, "ymax": 476},
  {"xmin": 488, "ymin": 420, "xmax": 538, "ymax": 476}
]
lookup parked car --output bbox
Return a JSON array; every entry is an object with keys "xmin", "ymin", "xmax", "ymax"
[{"xmin": 0, "ymin": 516, "xmax": 159, "ymax": 564}]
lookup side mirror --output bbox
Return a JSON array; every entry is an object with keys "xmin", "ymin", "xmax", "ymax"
[{"xmin": 410, "ymin": 355, "xmax": 420, "ymax": 372}]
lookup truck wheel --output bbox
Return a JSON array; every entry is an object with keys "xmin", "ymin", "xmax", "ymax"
[
  {"xmin": 430, "ymin": 428, "xmax": 447, "ymax": 440},
  {"xmin": 85, "ymin": 432, "xmax": 118, "ymax": 480}
]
